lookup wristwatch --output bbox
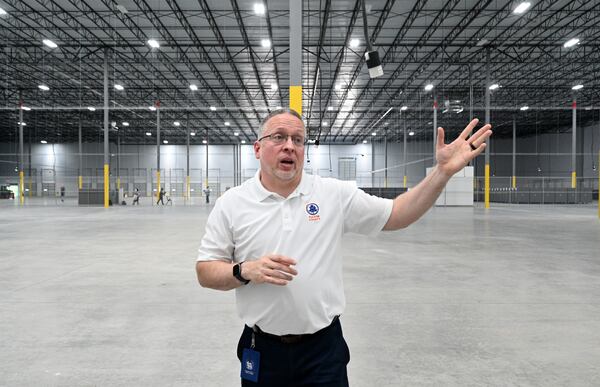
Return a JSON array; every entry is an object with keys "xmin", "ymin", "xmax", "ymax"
[{"xmin": 233, "ymin": 262, "xmax": 250, "ymax": 285}]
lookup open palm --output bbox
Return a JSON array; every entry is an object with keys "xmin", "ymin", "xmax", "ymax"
[{"xmin": 436, "ymin": 118, "xmax": 493, "ymax": 176}]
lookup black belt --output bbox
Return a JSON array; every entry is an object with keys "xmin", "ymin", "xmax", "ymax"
[{"xmin": 251, "ymin": 316, "xmax": 340, "ymax": 345}]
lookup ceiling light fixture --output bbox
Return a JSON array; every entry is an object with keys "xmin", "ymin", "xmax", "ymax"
[
  {"xmin": 122, "ymin": 122, "xmax": 129, "ymax": 126},
  {"xmin": 202, "ymin": 140, "xmax": 208, "ymax": 144},
  {"xmin": 224, "ymin": 121, "xmax": 230, "ymax": 126},
  {"xmin": 210, "ymin": 106, "xmax": 217, "ymax": 111},
  {"xmin": 190, "ymin": 132, "xmax": 196, "ymax": 136},
  {"xmin": 520, "ymin": 106, "xmax": 529, "ymax": 111},
  {"xmin": 241, "ymin": 140, "xmax": 246, "ymax": 144},
  {"xmin": 254, "ymin": 3, "xmax": 265, "ymax": 15},
  {"xmin": 513, "ymin": 2, "xmax": 531, "ymax": 14},
  {"xmin": 409, "ymin": 131, "xmax": 415, "ymax": 136},
  {"xmin": 327, "ymin": 106, "xmax": 334, "ymax": 111},
  {"xmin": 349, "ymin": 38, "xmax": 359, "ymax": 48},
  {"xmin": 261, "ymin": 39, "xmax": 271, "ymax": 48},
  {"xmin": 489, "ymin": 83, "xmax": 500, "ymax": 90},
  {"xmin": 189, "ymin": 84, "xmax": 198, "ymax": 91},
  {"xmin": 401, "ymin": 106, "xmax": 408, "ymax": 111},
  {"xmin": 572, "ymin": 84, "xmax": 583, "ymax": 90},
  {"xmin": 173, "ymin": 121, "xmax": 180, "ymax": 126},
  {"xmin": 41, "ymin": 140, "xmax": 47, "ymax": 144},
  {"xmin": 322, "ymin": 121, "xmax": 328, "ymax": 127},
  {"xmin": 149, "ymin": 106, "xmax": 156, "ymax": 111},
  {"xmin": 371, "ymin": 132, "xmax": 376, "ymax": 136},
  {"xmin": 424, "ymin": 84, "xmax": 434, "ymax": 91},
  {"xmin": 163, "ymin": 140, "xmax": 168, "ymax": 144},
  {"xmin": 38, "ymin": 84, "xmax": 49, "ymax": 91},
  {"xmin": 147, "ymin": 39, "xmax": 160, "ymax": 49},
  {"xmin": 114, "ymin": 84, "xmax": 124, "ymax": 91},
  {"xmin": 271, "ymin": 83, "xmax": 278, "ymax": 91},
  {"xmin": 0, "ymin": 7, "xmax": 7, "ymax": 16},
  {"xmin": 335, "ymin": 83, "xmax": 342, "ymax": 91},
  {"xmin": 563, "ymin": 38, "xmax": 580, "ymax": 48},
  {"xmin": 87, "ymin": 107, "xmax": 96, "ymax": 111},
  {"xmin": 362, "ymin": 140, "xmax": 368, "ymax": 144},
  {"xmin": 146, "ymin": 132, "xmax": 152, "ymax": 136},
  {"xmin": 42, "ymin": 39, "xmax": 58, "ymax": 49},
  {"xmin": 22, "ymin": 106, "xmax": 31, "ymax": 111},
  {"xmin": 18, "ymin": 121, "xmax": 26, "ymax": 126}
]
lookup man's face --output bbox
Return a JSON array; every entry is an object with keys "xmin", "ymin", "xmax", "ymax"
[{"xmin": 254, "ymin": 113, "xmax": 305, "ymax": 185}]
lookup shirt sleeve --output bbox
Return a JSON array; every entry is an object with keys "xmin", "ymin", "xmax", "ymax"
[
  {"xmin": 339, "ymin": 181, "xmax": 394, "ymax": 236},
  {"xmin": 197, "ymin": 197, "xmax": 235, "ymax": 262}
]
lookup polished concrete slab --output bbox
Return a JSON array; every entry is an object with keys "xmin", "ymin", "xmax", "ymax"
[{"xmin": 1, "ymin": 201, "xmax": 599, "ymax": 386}]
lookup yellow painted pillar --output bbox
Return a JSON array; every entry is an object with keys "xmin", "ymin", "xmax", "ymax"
[
  {"xmin": 117, "ymin": 177, "xmax": 120, "ymax": 190},
  {"xmin": 19, "ymin": 171, "xmax": 24, "ymax": 205},
  {"xmin": 186, "ymin": 175, "xmax": 190, "ymax": 199},
  {"xmin": 512, "ymin": 175, "xmax": 516, "ymax": 189},
  {"xmin": 290, "ymin": 86, "xmax": 302, "ymax": 115},
  {"xmin": 156, "ymin": 170, "xmax": 161, "ymax": 201},
  {"xmin": 485, "ymin": 164, "xmax": 490, "ymax": 209},
  {"xmin": 103, "ymin": 164, "xmax": 109, "ymax": 208},
  {"xmin": 403, "ymin": 175, "xmax": 407, "ymax": 188},
  {"xmin": 79, "ymin": 175, "xmax": 83, "ymax": 190},
  {"xmin": 571, "ymin": 171, "xmax": 576, "ymax": 189}
]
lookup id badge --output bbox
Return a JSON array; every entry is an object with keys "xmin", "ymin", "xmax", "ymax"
[{"xmin": 240, "ymin": 348, "xmax": 260, "ymax": 382}]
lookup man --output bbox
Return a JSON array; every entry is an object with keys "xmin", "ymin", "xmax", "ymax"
[
  {"xmin": 196, "ymin": 109, "xmax": 492, "ymax": 386},
  {"xmin": 156, "ymin": 187, "xmax": 165, "ymax": 205}
]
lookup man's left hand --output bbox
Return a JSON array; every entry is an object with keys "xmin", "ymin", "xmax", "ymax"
[{"xmin": 435, "ymin": 118, "xmax": 492, "ymax": 177}]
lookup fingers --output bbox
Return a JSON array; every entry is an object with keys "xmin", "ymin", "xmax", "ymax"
[
  {"xmin": 470, "ymin": 142, "xmax": 487, "ymax": 157},
  {"xmin": 468, "ymin": 127, "xmax": 493, "ymax": 150},
  {"xmin": 459, "ymin": 118, "xmax": 479, "ymax": 140},
  {"xmin": 245, "ymin": 254, "xmax": 298, "ymax": 286},
  {"xmin": 436, "ymin": 127, "xmax": 445, "ymax": 149}
]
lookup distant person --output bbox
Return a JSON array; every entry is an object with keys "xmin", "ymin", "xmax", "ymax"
[
  {"xmin": 156, "ymin": 187, "xmax": 165, "ymax": 205},
  {"xmin": 60, "ymin": 186, "xmax": 65, "ymax": 202},
  {"xmin": 203, "ymin": 186, "xmax": 211, "ymax": 204},
  {"xmin": 165, "ymin": 190, "xmax": 173, "ymax": 205},
  {"xmin": 132, "ymin": 188, "xmax": 140, "ymax": 205}
]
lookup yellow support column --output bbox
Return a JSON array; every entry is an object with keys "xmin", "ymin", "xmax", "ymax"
[
  {"xmin": 186, "ymin": 175, "xmax": 190, "ymax": 200},
  {"xmin": 403, "ymin": 175, "xmax": 407, "ymax": 188},
  {"xmin": 290, "ymin": 86, "xmax": 302, "ymax": 115},
  {"xmin": 117, "ymin": 177, "xmax": 120, "ymax": 190},
  {"xmin": 79, "ymin": 175, "xmax": 83, "ymax": 190},
  {"xmin": 156, "ymin": 170, "xmax": 161, "ymax": 202},
  {"xmin": 103, "ymin": 164, "xmax": 109, "ymax": 208},
  {"xmin": 19, "ymin": 171, "xmax": 24, "ymax": 205},
  {"xmin": 571, "ymin": 171, "xmax": 576, "ymax": 189},
  {"xmin": 485, "ymin": 164, "xmax": 490, "ymax": 209},
  {"xmin": 512, "ymin": 175, "xmax": 516, "ymax": 189}
]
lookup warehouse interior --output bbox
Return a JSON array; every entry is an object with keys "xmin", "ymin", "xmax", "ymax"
[{"xmin": 1, "ymin": 0, "xmax": 599, "ymax": 386}]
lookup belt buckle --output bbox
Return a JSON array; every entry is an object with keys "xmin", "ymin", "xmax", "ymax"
[{"xmin": 279, "ymin": 334, "xmax": 304, "ymax": 344}]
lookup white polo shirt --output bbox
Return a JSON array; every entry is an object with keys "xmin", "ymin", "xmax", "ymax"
[{"xmin": 197, "ymin": 170, "xmax": 393, "ymax": 335}]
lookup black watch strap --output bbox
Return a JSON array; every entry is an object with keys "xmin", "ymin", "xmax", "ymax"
[{"xmin": 233, "ymin": 262, "xmax": 250, "ymax": 285}]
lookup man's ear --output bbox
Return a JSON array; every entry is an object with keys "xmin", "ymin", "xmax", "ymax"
[{"xmin": 253, "ymin": 141, "xmax": 261, "ymax": 160}]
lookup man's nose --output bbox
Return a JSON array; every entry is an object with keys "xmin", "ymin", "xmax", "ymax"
[{"xmin": 282, "ymin": 135, "xmax": 295, "ymax": 149}]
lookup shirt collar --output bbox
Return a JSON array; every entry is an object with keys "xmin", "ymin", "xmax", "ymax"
[{"xmin": 253, "ymin": 169, "xmax": 312, "ymax": 201}]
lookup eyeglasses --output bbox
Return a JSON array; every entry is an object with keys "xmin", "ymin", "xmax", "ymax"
[{"xmin": 258, "ymin": 133, "xmax": 306, "ymax": 147}]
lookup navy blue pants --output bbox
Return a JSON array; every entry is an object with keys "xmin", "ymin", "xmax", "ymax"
[{"xmin": 237, "ymin": 318, "xmax": 350, "ymax": 386}]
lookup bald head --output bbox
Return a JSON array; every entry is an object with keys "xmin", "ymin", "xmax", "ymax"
[{"xmin": 259, "ymin": 108, "xmax": 304, "ymax": 137}]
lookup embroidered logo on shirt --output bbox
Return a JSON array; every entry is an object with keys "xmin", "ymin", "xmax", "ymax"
[{"xmin": 306, "ymin": 203, "xmax": 320, "ymax": 221}]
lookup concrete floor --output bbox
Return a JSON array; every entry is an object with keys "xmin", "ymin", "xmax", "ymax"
[{"xmin": 1, "ymin": 200, "xmax": 600, "ymax": 386}]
